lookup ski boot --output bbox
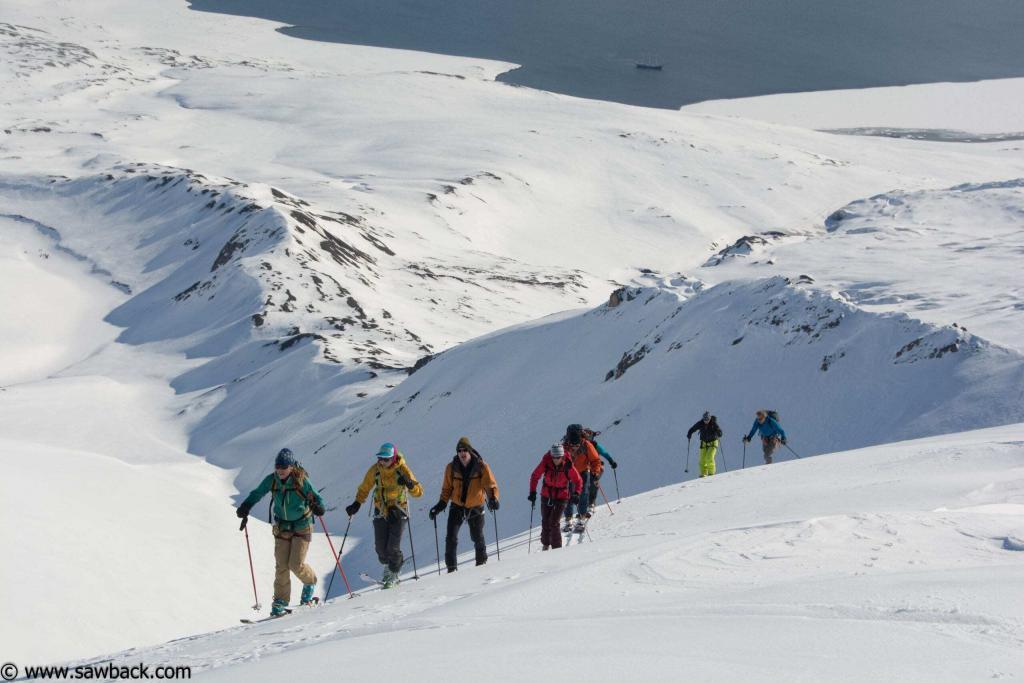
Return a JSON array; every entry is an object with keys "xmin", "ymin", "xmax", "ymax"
[
  {"xmin": 561, "ymin": 517, "xmax": 573, "ymax": 532},
  {"xmin": 382, "ymin": 569, "xmax": 400, "ymax": 589},
  {"xmin": 573, "ymin": 516, "xmax": 587, "ymax": 533},
  {"xmin": 300, "ymin": 583, "xmax": 316, "ymax": 606},
  {"xmin": 270, "ymin": 598, "xmax": 289, "ymax": 617},
  {"xmin": 541, "ymin": 545, "xmax": 550, "ymax": 551}
]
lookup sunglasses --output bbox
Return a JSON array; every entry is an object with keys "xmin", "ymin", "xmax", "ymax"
[{"xmin": 456, "ymin": 448, "xmax": 470, "ymax": 453}]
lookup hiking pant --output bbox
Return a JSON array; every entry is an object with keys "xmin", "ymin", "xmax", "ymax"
[
  {"xmin": 700, "ymin": 440, "xmax": 719, "ymax": 477},
  {"xmin": 445, "ymin": 504, "xmax": 487, "ymax": 570},
  {"xmin": 762, "ymin": 436, "xmax": 781, "ymax": 464},
  {"xmin": 587, "ymin": 471, "xmax": 602, "ymax": 510},
  {"xmin": 273, "ymin": 527, "xmax": 316, "ymax": 603},
  {"xmin": 373, "ymin": 507, "xmax": 407, "ymax": 573},
  {"xmin": 564, "ymin": 473, "xmax": 591, "ymax": 519},
  {"xmin": 541, "ymin": 497, "xmax": 567, "ymax": 549}
]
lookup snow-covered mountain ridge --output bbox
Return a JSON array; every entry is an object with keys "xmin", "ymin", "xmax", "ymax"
[{"xmin": 313, "ymin": 275, "xmax": 1024, "ymax": 524}]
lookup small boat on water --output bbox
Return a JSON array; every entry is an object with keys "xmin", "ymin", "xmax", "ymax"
[{"xmin": 635, "ymin": 61, "xmax": 663, "ymax": 71}]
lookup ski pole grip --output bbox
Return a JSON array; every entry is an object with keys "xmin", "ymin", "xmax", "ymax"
[{"xmin": 239, "ymin": 516, "xmax": 248, "ymax": 531}]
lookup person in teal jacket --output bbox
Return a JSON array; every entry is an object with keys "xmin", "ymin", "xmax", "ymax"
[
  {"xmin": 742, "ymin": 410, "xmax": 787, "ymax": 465},
  {"xmin": 236, "ymin": 448, "xmax": 326, "ymax": 616}
]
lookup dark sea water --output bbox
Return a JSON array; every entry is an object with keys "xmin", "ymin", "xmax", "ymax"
[{"xmin": 188, "ymin": 0, "xmax": 1024, "ymax": 109}]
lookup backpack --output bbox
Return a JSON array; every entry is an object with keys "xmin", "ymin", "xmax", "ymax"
[
  {"xmin": 269, "ymin": 467, "xmax": 312, "ymax": 523},
  {"xmin": 765, "ymin": 410, "xmax": 780, "ymax": 423},
  {"xmin": 582, "ymin": 427, "xmax": 601, "ymax": 441}
]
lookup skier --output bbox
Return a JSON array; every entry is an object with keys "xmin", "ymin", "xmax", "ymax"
[
  {"xmin": 687, "ymin": 411, "xmax": 723, "ymax": 477},
  {"xmin": 236, "ymin": 448, "xmax": 326, "ymax": 617},
  {"xmin": 529, "ymin": 442, "xmax": 583, "ymax": 550},
  {"xmin": 563, "ymin": 424, "xmax": 602, "ymax": 531},
  {"xmin": 428, "ymin": 436, "xmax": 500, "ymax": 572},
  {"xmin": 582, "ymin": 427, "xmax": 617, "ymax": 506},
  {"xmin": 344, "ymin": 442, "xmax": 423, "ymax": 588},
  {"xmin": 742, "ymin": 410, "xmax": 787, "ymax": 464}
]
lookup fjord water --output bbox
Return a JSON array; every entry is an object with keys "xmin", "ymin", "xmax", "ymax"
[{"xmin": 188, "ymin": 0, "xmax": 1024, "ymax": 108}]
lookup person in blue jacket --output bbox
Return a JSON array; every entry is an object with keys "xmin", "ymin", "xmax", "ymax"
[{"xmin": 742, "ymin": 410, "xmax": 787, "ymax": 464}]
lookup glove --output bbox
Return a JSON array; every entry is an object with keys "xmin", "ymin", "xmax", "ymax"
[
  {"xmin": 345, "ymin": 500, "xmax": 361, "ymax": 517},
  {"xmin": 428, "ymin": 501, "xmax": 446, "ymax": 520},
  {"xmin": 236, "ymin": 502, "xmax": 252, "ymax": 519},
  {"xmin": 570, "ymin": 494, "xmax": 580, "ymax": 505},
  {"xmin": 310, "ymin": 500, "xmax": 325, "ymax": 517},
  {"xmin": 397, "ymin": 472, "xmax": 416, "ymax": 490},
  {"xmin": 487, "ymin": 498, "xmax": 500, "ymax": 511},
  {"xmin": 527, "ymin": 491, "xmax": 537, "ymax": 504},
  {"xmin": 781, "ymin": 437, "xmax": 788, "ymax": 445},
  {"xmin": 609, "ymin": 459, "xmax": 618, "ymax": 469},
  {"xmin": 742, "ymin": 436, "xmax": 751, "ymax": 443}
]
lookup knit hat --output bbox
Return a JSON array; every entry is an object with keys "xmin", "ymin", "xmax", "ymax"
[
  {"xmin": 566, "ymin": 424, "xmax": 583, "ymax": 445},
  {"xmin": 456, "ymin": 436, "xmax": 474, "ymax": 452},
  {"xmin": 275, "ymin": 448, "xmax": 296, "ymax": 469},
  {"xmin": 376, "ymin": 442, "xmax": 396, "ymax": 459},
  {"xmin": 550, "ymin": 443, "xmax": 565, "ymax": 458}
]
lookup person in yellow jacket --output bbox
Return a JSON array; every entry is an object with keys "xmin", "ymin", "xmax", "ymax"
[
  {"xmin": 428, "ymin": 436, "xmax": 499, "ymax": 573},
  {"xmin": 344, "ymin": 442, "xmax": 423, "ymax": 588}
]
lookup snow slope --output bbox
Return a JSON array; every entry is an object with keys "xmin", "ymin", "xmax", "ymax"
[
  {"xmin": 699, "ymin": 178, "xmax": 1024, "ymax": 352},
  {"xmin": 682, "ymin": 78, "xmax": 1024, "ymax": 136},
  {"xmin": 71, "ymin": 425, "xmax": 1024, "ymax": 682},
  {"xmin": 286, "ymin": 275, "xmax": 1024, "ymax": 584},
  {"xmin": 0, "ymin": 199, "xmax": 335, "ymax": 665},
  {"xmin": 2, "ymin": 0, "xmax": 1023, "ymax": 667}
]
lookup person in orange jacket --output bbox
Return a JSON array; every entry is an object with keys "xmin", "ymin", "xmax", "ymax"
[
  {"xmin": 529, "ymin": 442, "xmax": 583, "ymax": 550},
  {"xmin": 562, "ymin": 423, "xmax": 602, "ymax": 531},
  {"xmin": 428, "ymin": 436, "xmax": 500, "ymax": 572}
]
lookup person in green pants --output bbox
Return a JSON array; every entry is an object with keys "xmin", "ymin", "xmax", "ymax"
[
  {"xmin": 236, "ymin": 448, "xmax": 326, "ymax": 616},
  {"xmin": 686, "ymin": 412, "xmax": 723, "ymax": 477}
]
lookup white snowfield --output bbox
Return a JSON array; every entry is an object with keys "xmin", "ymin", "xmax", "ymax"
[
  {"xmin": 682, "ymin": 78, "xmax": 1024, "ymax": 135},
  {"xmin": 78, "ymin": 425, "xmax": 1024, "ymax": 682},
  {"xmin": 1, "ymin": 0, "xmax": 1023, "ymax": 674}
]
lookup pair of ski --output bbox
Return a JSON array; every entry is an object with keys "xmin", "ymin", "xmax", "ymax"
[
  {"xmin": 240, "ymin": 571, "xmax": 398, "ymax": 623},
  {"xmin": 563, "ymin": 516, "xmax": 591, "ymax": 545},
  {"xmin": 240, "ymin": 597, "xmax": 319, "ymax": 624},
  {"xmin": 358, "ymin": 571, "xmax": 399, "ymax": 591}
]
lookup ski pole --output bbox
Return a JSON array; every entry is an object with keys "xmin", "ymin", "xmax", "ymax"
[
  {"xmin": 718, "ymin": 442, "xmax": 728, "ymax": 473},
  {"xmin": 240, "ymin": 516, "xmax": 260, "ymax": 611},
  {"xmin": 528, "ymin": 501, "xmax": 535, "ymax": 553},
  {"xmin": 405, "ymin": 506, "xmax": 420, "ymax": 580},
  {"xmin": 685, "ymin": 439, "xmax": 691, "ymax": 473},
  {"xmin": 491, "ymin": 508, "xmax": 501, "ymax": 561},
  {"xmin": 596, "ymin": 480, "xmax": 615, "ymax": 515},
  {"xmin": 784, "ymin": 443, "xmax": 803, "ymax": 459},
  {"xmin": 325, "ymin": 516, "xmax": 352, "ymax": 598},
  {"xmin": 317, "ymin": 515, "xmax": 354, "ymax": 598},
  {"xmin": 612, "ymin": 466, "xmax": 621, "ymax": 503},
  {"xmin": 742, "ymin": 440, "xmax": 747, "ymax": 469},
  {"xmin": 433, "ymin": 515, "xmax": 442, "ymax": 576}
]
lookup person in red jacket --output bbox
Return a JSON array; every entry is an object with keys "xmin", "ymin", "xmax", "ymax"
[{"xmin": 528, "ymin": 442, "xmax": 583, "ymax": 550}]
